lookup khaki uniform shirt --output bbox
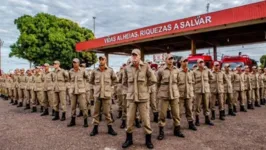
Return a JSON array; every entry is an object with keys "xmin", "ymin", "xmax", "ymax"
[
  {"xmin": 210, "ymin": 70, "xmax": 227, "ymax": 93},
  {"xmin": 232, "ymin": 72, "xmax": 245, "ymax": 92},
  {"xmin": 177, "ymin": 67, "xmax": 194, "ymax": 99},
  {"xmin": 157, "ymin": 66, "xmax": 179, "ymax": 100},
  {"xmin": 224, "ymin": 71, "xmax": 233, "ymax": 93},
  {"xmin": 69, "ymin": 67, "xmax": 88, "ymax": 94},
  {"xmin": 90, "ymin": 66, "xmax": 117, "ymax": 99},
  {"xmin": 192, "ymin": 67, "xmax": 214, "ymax": 94},
  {"xmin": 43, "ymin": 71, "xmax": 55, "ymax": 91},
  {"xmin": 54, "ymin": 68, "xmax": 69, "ymax": 92},
  {"xmin": 122, "ymin": 61, "xmax": 157, "ymax": 102}
]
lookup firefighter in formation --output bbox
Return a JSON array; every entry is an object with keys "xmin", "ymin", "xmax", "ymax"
[{"xmin": 1, "ymin": 49, "xmax": 266, "ymax": 149}]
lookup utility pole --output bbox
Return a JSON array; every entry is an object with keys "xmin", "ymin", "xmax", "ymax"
[
  {"xmin": 0, "ymin": 39, "xmax": 4, "ymax": 75},
  {"xmin": 206, "ymin": 3, "xmax": 210, "ymax": 13},
  {"xmin": 93, "ymin": 16, "xmax": 96, "ymax": 68}
]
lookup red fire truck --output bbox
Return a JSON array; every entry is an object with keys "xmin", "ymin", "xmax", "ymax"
[
  {"xmin": 221, "ymin": 55, "xmax": 257, "ymax": 69},
  {"xmin": 187, "ymin": 53, "xmax": 214, "ymax": 69}
]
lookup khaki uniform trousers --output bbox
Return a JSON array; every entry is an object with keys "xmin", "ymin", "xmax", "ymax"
[
  {"xmin": 259, "ymin": 88, "xmax": 263, "ymax": 101},
  {"xmin": 24, "ymin": 89, "xmax": 32, "ymax": 104},
  {"xmin": 234, "ymin": 91, "xmax": 246, "ymax": 106},
  {"xmin": 149, "ymin": 91, "xmax": 158, "ymax": 113},
  {"xmin": 92, "ymin": 98, "xmax": 112, "ymax": 125},
  {"xmin": 210, "ymin": 93, "xmax": 224, "ymax": 111},
  {"xmin": 18, "ymin": 88, "xmax": 25, "ymax": 103},
  {"xmin": 86, "ymin": 91, "xmax": 92, "ymax": 112},
  {"xmin": 194, "ymin": 93, "xmax": 210, "ymax": 116},
  {"xmin": 224, "ymin": 93, "xmax": 234, "ymax": 109},
  {"xmin": 14, "ymin": 88, "xmax": 19, "ymax": 101},
  {"xmin": 43, "ymin": 90, "xmax": 54, "ymax": 109},
  {"xmin": 31, "ymin": 91, "xmax": 43, "ymax": 107},
  {"xmin": 159, "ymin": 98, "xmax": 180, "ymax": 127},
  {"xmin": 71, "ymin": 93, "xmax": 88, "ymax": 119},
  {"xmin": 245, "ymin": 90, "xmax": 252, "ymax": 105},
  {"xmin": 54, "ymin": 91, "xmax": 67, "ymax": 112},
  {"xmin": 117, "ymin": 94, "xmax": 123, "ymax": 112},
  {"xmin": 252, "ymin": 88, "xmax": 260, "ymax": 103},
  {"xmin": 179, "ymin": 97, "xmax": 194, "ymax": 122},
  {"xmin": 126, "ymin": 101, "xmax": 152, "ymax": 134}
]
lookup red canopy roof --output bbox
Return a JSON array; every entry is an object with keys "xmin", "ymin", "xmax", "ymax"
[{"xmin": 76, "ymin": 1, "xmax": 266, "ymax": 53}]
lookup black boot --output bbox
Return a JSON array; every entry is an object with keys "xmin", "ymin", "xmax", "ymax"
[
  {"xmin": 157, "ymin": 127, "xmax": 164, "ymax": 140},
  {"xmin": 260, "ymin": 99, "xmax": 264, "ymax": 105},
  {"xmin": 250, "ymin": 103, "xmax": 255, "ymax": 110},
  {"xmin": 67, "ymin": 117, "xmax": 76, "ymax": 127},
  {"xmin": 153, "ymin": 112, "xmax": 159, "ymax": 123},
  {"xmin": 120, "ymin": 119, "xmax": 126, "ymax": 129},
  {"xmin": 77, "ymin": 110, "xmax": 83, "ymax": 117},
  {"xmin": 91, "ymin": 100, "xmax": 94, "ymax": 106},
  {"xmin": 13, "ymin": 100, "xmax": 18, "ymax": 105},
  {"xmin": 255, "ymin": 101, "xmax": 261, "ymax": 107},
  {"xmin": 211, "ymin": 110, "xmax": 215, "ymax": 120},
  {"xmin": 145, "ymin": 134, "xmax": 154, "ymax": 149},
  {"xmin": 52, "ymin": 111, "xmax": 60, "ymax": 121},
  {"xmin": 10, "ymin": 99, "xmax": 14, "ymax": 104},
  {"xmin": 31, "ymin": 106, "xmax": 37, "ymax": 113},
  {"xmin": 108, "ymin": 125, "xmax": 117, "ymax": 136},
  {"xmin": 41, "ymin": 108, "xmax": 49, "ymax": 116},
  {"xmin": 174, "ymin": 126, "xmax": 185, "ymax": 138},
  {"xmin": 247, "ymin": 103, "xmax": 252, "ymax": 109},
  {"xmin": 195, "ymin": 115, "xmax": 200, "ymax": 126},
  {"xmin": 205, "ymin": 116, "xmax": 214, "ymax": 126},
  {"xmin": 219, "ymin": 111, "xmax": 225, "ymax": 120},
  {"xmin": 117, "ymin": 110, "xmax": 122, "ymax": 119},
  {"xmin": 166, "ymin": 110, "xmax": 172, "ymax": 119},
  {"xmin": 40, "ymin": 106, "xmax": 44, "ymax": 113},
  {"xmin": 90, "ymin": 125, "xmax": 98, "ymax": 136},
  {"xmin": 233, "ymin": 105, "xmax": 237, "ymax": 113},
  {"xmin": 122, "ymin": 133, "xmax": 133, "ymax": 148},
  {"xmin": 188, "ymin": 121, "xmax": 197, "ymax": 131},
  {"xmin": 88, "ymin": 110, "xmax": 91, "ymax": 117},
  {"xmin": 60, "ymin": 112, "xmax": 66, "ymax": 121},
  {"xmin": 51, "ymin": 110, "xmax": 55, "ymax": 116},
  {"xmin": 24, "ymin": 104, "xmax": 30, "ymax": 110},
  {"xmin": 229, "ymin": 109, "xmax": 236, "ymax": 116},
  {"xmin": 83, "ymin": 118, "xmax": 88, "ymax": 128},
  {"xmin": 240, "ymin": 105, "xmax": 247, "ymax": 112},
  {"xmin": 135, "ymin": 119, "xmax": 141, "ymax": 128},
  {"xmin": 17, "ymin": 102, "xmax": 23, "ymax": 107}
]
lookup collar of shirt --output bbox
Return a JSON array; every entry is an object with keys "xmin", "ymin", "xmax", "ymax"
[
  {"xmin": 130, "ymin": 60, "xmax": 144, "ymax": 68},
  {"xmin": 179, "ymin": 67, "xmax": 189, "ymax": 73},
  {"xmin": 97, "ymin": 65, "xmax": 108, "ymax": 72},
  {"xmin": 163, "ymin": 65, "xmax": 177, "ymax": 71}
]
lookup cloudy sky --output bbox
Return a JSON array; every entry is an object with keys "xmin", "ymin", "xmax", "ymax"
[{"xmin": 0, "ymin": 0, "xmax": 265, "ymax": 72}]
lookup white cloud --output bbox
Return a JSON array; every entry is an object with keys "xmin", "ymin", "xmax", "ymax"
[{"xmin": 0, "ymin": 0, "xmax": 264, "ymax": 72}]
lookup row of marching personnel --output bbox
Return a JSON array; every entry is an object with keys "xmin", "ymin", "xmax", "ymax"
[{"xmin": 0, "ymin": 48, "xmax": 266, "ymax": 149}]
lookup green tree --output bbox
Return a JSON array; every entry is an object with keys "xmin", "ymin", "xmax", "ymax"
[
  {"xmin": 260, "ymin": 55, "xmax": 266, "ymax": 68},
  {"xmin": 9, "ymin": 13, "xmax": 97, "ymax": 69}
]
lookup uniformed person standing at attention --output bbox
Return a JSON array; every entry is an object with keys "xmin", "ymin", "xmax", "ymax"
[
  {"xmin": 210, "ymin": 61, "xmax": 227, "ymax": 121},
  {"xmin": 24, "ymin": 70, "xmax": 33, "ymax": 110},
  {"xmin": 12, "ymin": 69, "xmax": 20, "ymax": 105},
  {"xmin": 89, "ymin": 56, "xmax": 117, "ymax": 136},
  {"xmin": 232, "ymin": 65, "xmax": 247, "ymax": 112},
  {"xmin": 224, "ymin": 64, "xmax": 236, "ymax": 116},
  {"xmin": 177, "ymin": 57, "xmax": 197, "ymax": 131},
  {"xmin": 41, "ymin": 63, "xmax": 55, "ymax": 116},
  {"xmin": 263, "ymin": 68, "xmax": 266, "ymax": 104},
  {"xmin": 157, "ymin": 54, "xmax": 185, "ymax": 141},
  {"xmin": 67, "ymin": 58, "xmax": 89, "ymax": 128},
  {"xmin": 31, "ymin": 66, "xmax": 44, "ymax": 112},
  {"xmin": 53, "ymin": 60, "xmax": 69, "ymax": 121},
  {"xmin": 193, "ymin": 58, "xmax": 214, "ymax": 126},
  {"xmin": 258, "ymin": 67, "xmax": 265, "ymax": 105},
  {"xmin": 251, "ymin": 66, "xmax": 261, "ymax": 107},
  {"xmin": 17, "ymin": 69, "xmax": 27, "ymax": 107},
  {"xmin": 243, "ymin": 66, "xmax": 254, "ymax": 110},
  {"xmin": 122, "ymin": 49, "xmax": 157, "ymax": 149}
]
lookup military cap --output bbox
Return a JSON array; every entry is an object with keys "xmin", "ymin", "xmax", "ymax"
[
  {"xmin": 197, "ymin": 58, "xmax": 204, "ymax": 63},
  {"xmin": 72, "ymin": 58, "xmax": 80, "ymax": 63},
  {"xmin": 131, "ymin": 48, "xmax": 141, "ymax": 56}
]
